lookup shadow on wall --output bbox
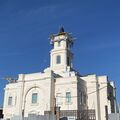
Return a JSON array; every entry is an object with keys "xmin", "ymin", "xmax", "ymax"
[{"xmin": 0, "ymin": 108, "xmax": 3, "ymax": 119}]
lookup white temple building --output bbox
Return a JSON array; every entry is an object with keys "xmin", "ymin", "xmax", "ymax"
[{"xmin": 3, "ymin": 27, "xmax": 117, "ymax": 120}]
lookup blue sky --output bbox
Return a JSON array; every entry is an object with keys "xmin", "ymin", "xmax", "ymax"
[{"xmin": 0, "ymin": 0, "xmax": 120, "ymax": 106}]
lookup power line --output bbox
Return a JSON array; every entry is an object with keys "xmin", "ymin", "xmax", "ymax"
[
  {"xmin": 56, "ymin": 86, "xmax": 107, "ymax": 98},
  {"xmin": 88, "ymin": 86, "xmax": 107, "ymax": 95}
]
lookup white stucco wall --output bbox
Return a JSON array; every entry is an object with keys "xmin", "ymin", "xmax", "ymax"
[
  {"xmin": 3, "ymin": 83, "xmax": 22, "ymax": 119},
  {"xmin": 3, "ymin": 71, "xmax": 54, "ymax": 119},
  {"xmin": 3, "ymin": 70, "xmax": 87, "ymax": 120},
  {"xmin": 82, "ymin": 74, "xmax": 116, "ymax": 120}
]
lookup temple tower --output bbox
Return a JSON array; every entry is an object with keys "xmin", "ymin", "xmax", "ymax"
[{"xmin": 50, "ymin": 27, "xmax": 74, "ymax": 72}]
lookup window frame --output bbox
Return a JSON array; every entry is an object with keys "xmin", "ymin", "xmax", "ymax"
[
  {"xmin": 8, "ymin": 96, "xmax": 12, "ymax": 106},
  {"xmin": 58, "ymin": 41, "xmax": 61, "ymax": 47},
  {"xmin": 32, "ymin": 93, "xmax": 38, "ymax": 104},
  {"xmin": 56, "ymin": 93, "xmax": 62, "ymax": 105},
  {"xmin": 56, "ymin": 55, "xmax": 61, "ymax": 64},
  {"xmin": 66, "ymin": 92, "xmax": 71, "ymax": 103}
]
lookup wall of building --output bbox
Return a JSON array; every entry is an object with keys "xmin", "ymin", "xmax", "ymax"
[
  {"xmin": 98, "ymin": 76, "xmax": 108, "ymax": 120},
  {"xmin": 82, "ymin": 75, "xmax": 99, "ymax": 120},
  {"xmin": 3, "ymin": 82, "xmax": 22, "ymax": 119},
  {"xmin": 82, "ymin": 74, "xmax": 116, "ymax": 120},
  {"xmin": 3, "ymin": 68, "xmax": 88, "ymax": 120},
  {"xmin": 55, "ymin": 74, "xmax": 87, "ymax": 111},
  {"xmin": 3, "ymin": 71, "xmax": 54, "ymax": 119}
]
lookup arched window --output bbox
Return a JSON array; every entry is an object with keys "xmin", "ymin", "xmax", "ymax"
[{"xmin": 56, "ymin": 55, "xmax": 61, "ymax": 64}]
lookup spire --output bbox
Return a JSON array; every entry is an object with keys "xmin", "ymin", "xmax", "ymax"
[{"xmin": 59, "ymin": 26, "xmax": 64, "ymax": 33}]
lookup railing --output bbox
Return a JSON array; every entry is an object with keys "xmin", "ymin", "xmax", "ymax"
[{"xmin": 60, "ymin": 110, "xmax": 96, "ymax": 120}]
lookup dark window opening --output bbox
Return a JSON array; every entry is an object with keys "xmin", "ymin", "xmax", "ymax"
[
  {"xmin": 58, "ymin": 41, "xmax": 61, "ymax": 47},
  {"xmin": 67, "ymin": 57, "xmax": 70, "ymax": 66},
  {"xmin": 8, "ymin": 96, "xmax": 12, "ymax": 106},
  {"xmin": 56, "ymin": 55, "xmax": 61, "ymax": 64}
]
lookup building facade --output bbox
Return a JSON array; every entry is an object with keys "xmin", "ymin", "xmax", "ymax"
[
  {"xmin": 82, "ymin": 74, "xmax": 116, "ymax": 120},
  {"xmin": 3, "ymin": 28, "xmax": 87, "ymax": 120},
  {"xmin": 3, "ymin": 28, "xmax": 116, "ymax": 120}
]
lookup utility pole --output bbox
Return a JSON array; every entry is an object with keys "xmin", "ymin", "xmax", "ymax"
[
  {"xmin": 117, "ymin": 101, "xmax": 120, "ymax": 113},
  {"xmin": 50, "ymin": 72, "xmax": 56, "ymax": 114},
  {"xmin": 105, "ymin": 105, "xmax": 108, "ymax": 120},
  {"xmin": 56, "ymin": 107, "xmax": 60, "ymax": 120}
]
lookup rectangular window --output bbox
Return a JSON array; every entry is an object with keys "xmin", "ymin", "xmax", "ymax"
[
  {"xmin": 32, "ymin": 93, "xmax": 38, "ymax": 104},
  {"xmin": 56, "ymin": 93, "xmax": 62, "ymax": 105},
  {"xmin": 8, "ymin": 96, "xmax": 12, "ymax": 106},
  {"xmin": 67, "ymin": 57, "xmax": 70, "ymax": 66},
  {"xmin": 79, "ymin": 92, "xmax": 82, "ymax": 105},
  {"xmin": 58, "ymin": 41, "xmax": 61, "ymax": 47},
  {"xmin": 81, "ymin": 92, "xmax": 83, "ymax": 104},
  {"xmin": 56, "ymin": 55, "xmax": 61, "ymax": 64},
  {"xmin": 66, "ymin": 92, "xmax": 71, "ymax": 102},
  {"xmin": 84, "ymin": 94, "xmax": 86, "ymax": 105}
]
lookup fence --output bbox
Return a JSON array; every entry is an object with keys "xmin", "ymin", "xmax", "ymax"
[
  {"xmin": 2, "ymin": 110, "xmax": 95, "ymax": 120},
  {"xmin": 45, "ymin": 109, "xmax": 96, "ymax": 120},
  {"xmin": 23, "ymin": 115, "xmax": 50, "ymax": 120},
  {"xmin": 60, "ymin": 110, "xmax": 96, "ymax": 120}
]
